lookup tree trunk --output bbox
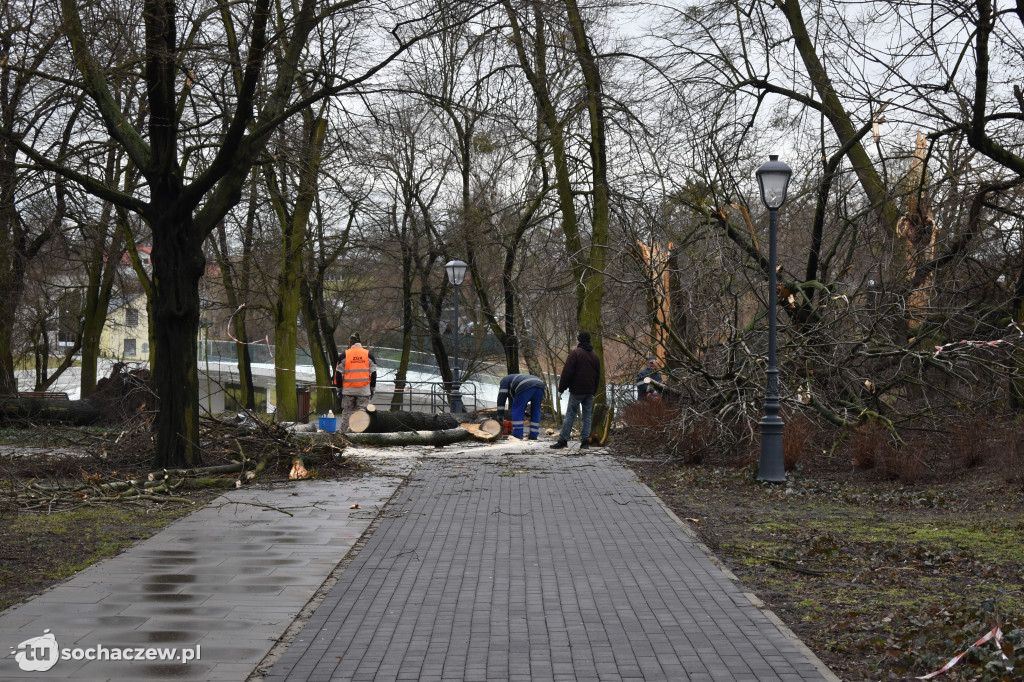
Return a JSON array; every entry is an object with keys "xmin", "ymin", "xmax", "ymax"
[
  {"xmin": 346, "ymin": 427, "xmax": 471, "ymax": 447},
  {"xmin": 1011, "ymin": 291, "xmax": 1024, "ymax": 409},
  {"xmin": 213, "ymin": 180, "xmax": 259, "ymax": 410},
  {"xmin": 273, "ymin": 281, "xmax": 300, "ymax": 422},
  {"xmin": 589, "ymin": 402, "xmax": 613, "ymax": 445},
  {"xmin": 348, "ymin": 404, "xmax": 459, "ymax": 433},
  {"xmin": 301, "ymin": 280, "xmax": 333, "ymax": 414},
  {"xmin": 269, "ymin": 117, "xmax": 327, "ymax": 423},
  {"xmin": 0, "ymin": 396, "xmax": 104, "ymax": 425},
  {"xmin": 564, "ymin": 0, "xmax": 609, "ymax": 402},
  {"xmin": 81, "ymin": 149, "xmax": 130, "ymax": 398},
  {"xmin": 504, "ymin": 0, "xmax": 608, "ymax": 399},
  {"xmin": 148, "ymin": 205, "xmax": 205, "ymax": 469},
  {"xmin": 391, "ymin": 234, "xmax": 416, "ymax": 411}
]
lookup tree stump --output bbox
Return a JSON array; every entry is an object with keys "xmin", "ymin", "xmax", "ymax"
[{"xmin": 590, "ymin": 403, "xmax": 613, "ymax": 445}]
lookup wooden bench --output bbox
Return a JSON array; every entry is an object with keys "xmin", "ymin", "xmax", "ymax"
[{"xmin": 19, "ymin": 391, "xmax": 71, "ymax": 400}]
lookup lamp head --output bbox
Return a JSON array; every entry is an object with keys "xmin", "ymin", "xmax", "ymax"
[
  {"xmin": 445, "ymin": 259, "xmax": 468, "ymax": 286},
  {"xmin": 756, "ymin": 155, "xmax": 792, "ymax": 209}
]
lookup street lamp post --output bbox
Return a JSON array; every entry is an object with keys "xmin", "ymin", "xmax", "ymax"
[
  {"xmin": 755, "ymin": 155, "xmax": 792, "ymax": 483},
  {"xmin": 445, "ymin": 259, "xmax": 468, "ymax": 414}
]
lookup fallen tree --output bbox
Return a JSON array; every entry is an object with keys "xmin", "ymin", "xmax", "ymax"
[
  {"xmin": 0, "ymin": 364, "xmax": 155, "ymax": 427},
  {"xmin": 348, "ymin": 404, "xmax": 459, "ymax": 433},
  {"xmin": 643, "ymin": 376, "xmax": 685, "ymax": 399},
  {"xmin": 345, "ymin": 427, "xmax": 472, "ymax": 447},
  {"xmin": 0, "ymin": 396, "xmax": 105, "ymax": 425}
]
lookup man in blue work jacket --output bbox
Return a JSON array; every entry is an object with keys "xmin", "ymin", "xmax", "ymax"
[{"xmin": 496, "ymin": 373, "xmax": 545, "ymax": 440}]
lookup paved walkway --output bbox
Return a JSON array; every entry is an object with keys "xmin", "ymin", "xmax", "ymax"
[
  {"xmin": 1, "ymin": 442, "xmax": 838, "ymax": 681},
  {"xmin": 0, "ymin": 454, "xmax": 415, "ymax": 681},
  {"xmin": 265, "ymin": 443, "xmax": 835, "ymax": 681}
]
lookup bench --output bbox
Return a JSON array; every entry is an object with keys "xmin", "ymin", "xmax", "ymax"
[{"xmin": 19, "ymin": 391, "xmax": 71, "ymax": 400}]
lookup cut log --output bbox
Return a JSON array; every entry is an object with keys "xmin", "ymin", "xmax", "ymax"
[
  {"xmin": 289, "ymin": 458, "xmax": 309, "ymax": 480},
  {"xmin": 345, "ymin": 428, "xmax": 471, "ymax": 447},
  {"xmin": 0, "ymin": 397, "xmax": 104, "ymax": 425},
  {"xmin": 348, "ymin": 405, "xmax": 459, "ymax": 434},
  {"xmin": 478, "ymin": 419, "xmax": 501, "ymax": 436},
  {"xmin": 460, "ymin": 419, "xmax": 501, "ymax": 441}
]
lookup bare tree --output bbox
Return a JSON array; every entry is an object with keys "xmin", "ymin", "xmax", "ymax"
[
  {"xmin": 5, "ymin": 0, "xmax": 437, "ymax": 466},
  {"xmin": 0, "ymin": 1, "xmax": 73, "ymax": 396}
]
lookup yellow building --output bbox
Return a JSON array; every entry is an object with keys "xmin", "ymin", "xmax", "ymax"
[{"xmin": 100, "ymin": 294, "xmax": 150, "ymax": 363}]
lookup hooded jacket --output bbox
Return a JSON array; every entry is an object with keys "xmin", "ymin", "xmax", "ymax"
[{"xmin": 557, "ymin": 342, "xmax": 600, "ymax": 395}]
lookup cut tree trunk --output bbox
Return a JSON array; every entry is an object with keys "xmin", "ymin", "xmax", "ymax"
[
  {"xmin": 348, "ymin": 404, "xmax": 459, "ymax": 433},
  {"xmin": 345, "ymin": 427, "xmax": 471, "ymax": 447},
  {"xmin": 460, "ymin": 419, "xmax": 501, "ymax": 441},
  {"xmin": 0, "ymin": 397, "xmax": 104, "ymax": 425}
]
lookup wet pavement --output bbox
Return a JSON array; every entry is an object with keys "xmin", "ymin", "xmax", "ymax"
[
  {"xmin": 0, "ymin": 454, "xmax": 414, "ymax": 682},
  {"xmin": 1, "ymin": 442, "xmax": 838, "ymax": 681}
]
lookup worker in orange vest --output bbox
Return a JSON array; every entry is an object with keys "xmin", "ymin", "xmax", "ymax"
[{"xmin": 334, "ymin": 333, "xmax": 377, "ymax": 432}]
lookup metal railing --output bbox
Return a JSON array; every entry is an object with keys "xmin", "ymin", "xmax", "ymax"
[{"xmin": 376, "ymin": 381, "xmax": 479, "ymax": 414}]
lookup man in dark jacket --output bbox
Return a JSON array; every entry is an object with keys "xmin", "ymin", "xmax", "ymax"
[
  {"xmin": 550, "ymin": 331, "xmax": 601, "ymax": 449},
  {"xmin": 496, "ymin": 373, "xmax": 545, "ymax": 440}
]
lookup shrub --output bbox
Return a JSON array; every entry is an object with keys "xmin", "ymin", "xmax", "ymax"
[
  {"xmin": 782, "ymin": 412, "xmax": 816, "ymax": 471},
  {"xmin": 849, "ymin": 421, "xmax": 891, "ymax": 470},
  {"xmin": 947, "ymin": 417, "xmax": 988, "ymax": 470},
  {"xmin": 616, "ymin": 400, "xmax": 706, "ymax": 465},
  {"xmin": 616, "ymin": 399, "xmax": 681, "ymax": 458},
  {"xmin": 879, "ymin": 444, "xmax": 926, "ymax": 484}
]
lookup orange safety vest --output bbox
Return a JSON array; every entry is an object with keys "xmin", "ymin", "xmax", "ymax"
[{"xmin": 339, "ymin": 346, "xmax": 371, "ymax": 389}]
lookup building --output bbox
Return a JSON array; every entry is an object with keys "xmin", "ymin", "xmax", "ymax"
[{"xmin": 100, "ymin": 294, "xmax": 150, "ymax": 362}]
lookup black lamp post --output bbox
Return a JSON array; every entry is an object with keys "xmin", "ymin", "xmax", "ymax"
[
  {"xmin": 755, "ymin": 155, "xmax": 792, "ymax": 483},
  {"xmin": 445, "ymin": 259, "xmax": 468, "ymax": 413}
]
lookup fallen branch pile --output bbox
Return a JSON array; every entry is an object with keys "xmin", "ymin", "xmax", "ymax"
[{"xmin": 1, "ymin": 413, "xmax": 352, "ymax": 513}]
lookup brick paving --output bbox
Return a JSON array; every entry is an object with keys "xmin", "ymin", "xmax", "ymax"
[{"xmin": 265, "ymin": 447, "xmax": 836, "ymax": 681}]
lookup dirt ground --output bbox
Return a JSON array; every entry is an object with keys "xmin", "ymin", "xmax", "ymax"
[{"xmin": 611, "ymin": 448, "xmax": 1024, "ymax": 681}]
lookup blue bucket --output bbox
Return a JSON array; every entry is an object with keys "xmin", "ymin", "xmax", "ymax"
[{"xmin": 318, "ymin": 417, "xmax": 337, "ymax": 433}]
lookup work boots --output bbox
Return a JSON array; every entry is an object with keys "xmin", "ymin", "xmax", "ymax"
[
  {"xmin": 580, "ymin": 440, "xmax": 590, "ymax": 449},
  {"xmin": 550, "ymin": 440, "xmax": 568, "ymax": 449}
]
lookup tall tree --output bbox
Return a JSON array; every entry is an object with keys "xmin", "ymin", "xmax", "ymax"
[
  {"xmin": 0, "ymin": 1, "xmax": 70, "ymax": 396},
  {"xmin": 502, "ymin": 0, "xmax": 612, "ymax": 398},
  {"xmin": 7, "ymin": 0, "xmax": 431, "ymax": 466},
  {"xmin": 265, "ymin": 113, "xmax": 329, "ymax": 421}
]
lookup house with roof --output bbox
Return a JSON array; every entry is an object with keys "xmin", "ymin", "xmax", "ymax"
[{"xmin": 100, "ymin": 293, "xmax": 150, "ymax": 362}]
